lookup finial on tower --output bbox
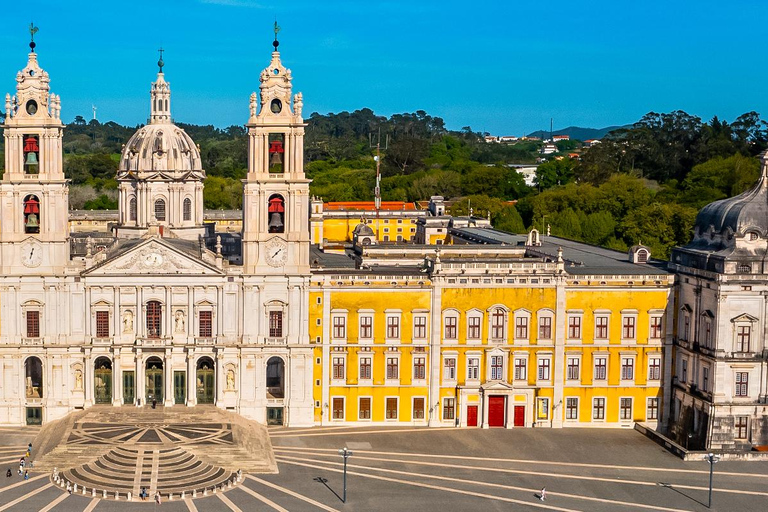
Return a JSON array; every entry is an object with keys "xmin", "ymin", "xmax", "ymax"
[
  {"xmin": 157, "ymin": 47, "xmax": 165, "ymax": 72},
  {"xmin": 273, "ymin": 20, "xmax": 280, "ymax": 51},
  {"xmin": 29, "ymin": 23, "xmax": 39, "ymax": 52}
]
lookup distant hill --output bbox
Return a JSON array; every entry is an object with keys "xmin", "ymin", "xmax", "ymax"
[{"xmin": 526, "ymin": 125, "xmax": 629, "ymax": 141}]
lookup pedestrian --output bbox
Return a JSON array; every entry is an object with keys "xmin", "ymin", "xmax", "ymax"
[
  {"xmin": 5, "ymin": 468, "xmax": 11, "ymax": 478},
  {"xmin": 155, "ymin": 491, "xmax": 161, "ymax": 504},
  {"xmin": 27, "ymin": 443, "xmax": 32, "ymax": 456},
  {"xmin": 18, "ymin": 463, "xmax": 22, "ymax": 476},
  {"xmin": 140, "ymin": 486, "xmax": 146, "ymax": 500},
  {"xmin": 23, "ymin": 470, "xmax": 28, "ymax": 480},
  {"xmin": 66, "ymin": 482, "xmax": 72, "ymax": 495},
  {"xmin": 19, "ymin": 457, "xmax": 24, "ymax": 468},
  {"xmin": 540, "ymin": 487, "xmax": 546, "ymax": 501}
]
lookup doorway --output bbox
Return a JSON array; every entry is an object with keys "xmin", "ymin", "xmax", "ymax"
[
  {"xmin": 266, "ymin": 357, "xmax": 285, "ymax": 399},
  {"xmin": 123, "ymin": 371, "xmax": 135, "ymax": 404},
  {"xmin": 514, "ymin": 405, "xmax": 526, "ymax": 427},
  {"xmin": 94, "ymin": 357, "xmax": 112, "ymax": 404},
  {"xmin": 488, "ymin": 396, "xmax": 506, "ymax": 427},
  {"xmin": 196, "ymin": 357, "xmax": 215, "ymax": 404},
  {"xmin": 467, "ymin": 405, "xmax": 478, "ymax": 427},
  {"xmin": 174, "ymin": 371, "xmax": 186, "ymax": 405},
  {"xmin": 145, "ymin": 357, "xmax": 164, "ymax": 404}
]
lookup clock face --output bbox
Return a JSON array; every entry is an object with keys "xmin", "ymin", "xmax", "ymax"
[
  {"xmin": 265, "ymin": 238, "xmax": 287, "ymax": 267},
  {"xmin": 21, "ymin": 241, "xmax": 42, "ymax": 268}
]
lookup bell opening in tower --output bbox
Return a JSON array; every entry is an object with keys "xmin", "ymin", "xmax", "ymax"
[
  {"xmin": 268, "ymin": 133, "xmax": 285, "ymax": 173},
  {"xmin": 23, "ymin": 135, "xmax": 39, "ymax": 175},
  {"xmin": 268, "ymin": 194, "xmax": 285, "ymax": 233},
  {"xmin": 23, "ymin": 195, "xmax": 40, "ymax": 234}
]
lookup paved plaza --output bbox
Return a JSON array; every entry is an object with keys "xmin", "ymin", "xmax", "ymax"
[{"xmin": 1, "ymin": 420, "xmax": 767, "ymax": 511}]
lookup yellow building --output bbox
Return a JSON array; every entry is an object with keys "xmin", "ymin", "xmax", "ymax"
[{"xmin": 310, "ymin": 229, "xmax": 673, "ymax": 429}]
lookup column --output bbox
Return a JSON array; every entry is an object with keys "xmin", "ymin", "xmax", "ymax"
[
  {"xmin": 428, "ymin": 279, "xmax": 442, "ymax": 427},
  {"xmin": 187, "ymin": 352, "xmax": 195, "ymax": 406},
  {"xmin": 164, "ymin": 349, "xmax": 173, "ymax": 407},
  {"xmin": 551, "ymin": 277, "xmax": 566, "ymax": 428},
  {"xmin": 215, "ymin": 352, "xmax": 224, "ymax": 408},
  {"xmin": 113, "ymin": 352, "xmax": 122, "ymax": 406},
  {"xmin": 320, "ymin": 286, "xmax": 331, "ymax": 425},
  {"xmin": 136, "ymin": 350, "xmax": 143, "ymax": 406}
]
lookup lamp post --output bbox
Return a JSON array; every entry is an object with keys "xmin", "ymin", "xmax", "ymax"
[
  {"xmin": 704, "ymin": 452, "xmax": 720, "ymax": 508},
  {"xmin": 338, "ymin": 447, "xmax": 353, "ymax": 503}
]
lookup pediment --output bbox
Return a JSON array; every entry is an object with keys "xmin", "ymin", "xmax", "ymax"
[
  {"xmin": 481, "ymin": 381, "xmax": 515, "ymax": 391},
  {"xmin": 82, "ymin": 238, "xmax": 223, "ymax": 276},
  {"xmin": 732, "ymin": 313, "xmax": 758, "ymax": 323}
]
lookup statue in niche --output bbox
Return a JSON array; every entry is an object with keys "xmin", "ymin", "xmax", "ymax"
[
  {"xmin": 122, "ymin": 310, "xmax": 134, "ymax": 333},
  {"xmin": 74, "ymin": 368, "xmax": 83, "ymax": 390},
  {"xmin": 226, "ymin": 369, "xmax": 235, "ymax": 391},
  {"xmin": 174, "ymin": 310, "xmax": 186, "ymax": 333}
]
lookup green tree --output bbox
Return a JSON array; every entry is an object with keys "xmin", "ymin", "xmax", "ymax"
[{"xmin": 535, "ymin": 159, "xmax": 576, "ymax": 189}]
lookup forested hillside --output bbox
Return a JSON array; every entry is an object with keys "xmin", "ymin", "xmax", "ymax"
[{"xmin": 0, "ymin": 109, "xmax": 765, "ymax": 259}]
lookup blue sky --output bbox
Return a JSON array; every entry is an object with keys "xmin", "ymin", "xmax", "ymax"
[{"xmin": 0, "ymin": 0, "xmax": 766, "ymax": 135}]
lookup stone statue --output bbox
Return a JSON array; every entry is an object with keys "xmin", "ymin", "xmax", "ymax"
[
  {"xmin": 174, "ymin": 310, "xmax": 186, "ymax": 333},
  {"xmin": 122, "ymin": 310, "xmax": 134, "ymax": 333},
  {"xmin": 74, "ymin": 369, "xmax": 83, "ymax": 390},
  {"xmin": 294, "ymin": 92, "xmax": 303, "ymax": 117},
  {"xmin": 249, "ymin": 92, "xmax": 257, "ymax": 118},
  {"xmin": 226, "ymin": 369, "xmax": 235, "ymax": 391}
]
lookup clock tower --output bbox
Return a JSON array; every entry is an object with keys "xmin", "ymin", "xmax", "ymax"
[{"xmin": 0, "ymin": 36, "xmax": 68, "ymax": 275}]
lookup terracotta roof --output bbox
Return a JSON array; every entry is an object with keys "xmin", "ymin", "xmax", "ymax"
[{"xmin": 324, "ymin": 201, "xmax": 417, "ymax": 211}]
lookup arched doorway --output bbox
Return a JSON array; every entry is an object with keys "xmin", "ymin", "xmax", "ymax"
[
  {"xmin": 196, "ymin": 357, "xmax": 215, "ymax": 404},
  {"xmin": 145, "ymin": 357, "xmax": 164, "ymax": 404},
  {"xmin": 266, "ymin": 357, "xmax": 285, "ymax": 399},
  {"xmin": 24, "ymin": 357, "xmax": 43, "ymax": 398},
  {"xmin": 94, "ymin": 357, "xmax": 112, "ymax": 404}
]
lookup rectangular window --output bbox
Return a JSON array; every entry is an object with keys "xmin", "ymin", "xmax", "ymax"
[
  {"xmin": 566, "ymin": 357, "xmax": 580, "ymax": 381},
  {"xmin": 96, "ymin": 311, "xmax": 109, "ymax": 338},
  {"xmin": 269, "ymin": 311, "xmax": 283, "ymax": 338},
  {"xmin": 683, "ymin": 314, "xmax": 690, "ymax": 341},
  {"xmin": 413, "ymin": 398, "xmax": 425, "ymax": 420},
  {"xmin": 491, "ymin": 355, "xmax": 504, "ymax": 380},
  {"xmin": 536, "ymin": 397, "xmax": 550, "ymax": 420},
  {"xmin": 413, "ymin": 356, "xmax": 425, "ymax": 380},
  {"xmin": 332, "ymin": 316, "xmax": 346, "ymax": 339},
  {"xmin": 443, "ymin": 398, "xmax": 455, "ymax": 420},
  {"xmin": 332, "ymin": 397, "xmax": 344, "ymax": 420},
  {"xmin": 565, "ymin": 397, "xmax": 578, "ymax": 420},
  {"xmin": 467, "ymin": 357, "xmax": 480, "ymax": 380},
  {"xmin": 360, "ymin": 316, "xmax": 373, "ymax": 339},
  {"xmin": 26, "ymin": 310, "xmax": 40, "ymax": 338},
  {"xmin": 444, "ymin": 316, "xmax": 457, "ymax": 339},
  {"xmin": 386, "ymin": 317, "xmax": 400, "ymax": 339},
  {"xmin": 593, "ymin": 397, "xmax": 606, "ymax": 420},
  {"xmin": 620, "ymin": 397, "xmax": 633, "ymax": 420},
  {"xmin": 359, "ymin": 397, "xmax": 371, "ymax": 420},
  {"xmin": 332, "ymin": 357, "xmax": 345, "ymax": 380},
  {"xmin": 681, "ymin": 359, "xmax": 687, "ymax": 383},
  {"xmin": 622, "ymin": 317, "xmax": 636, "ymax": 339},
  {"xmin": 647, "ymin": 397, "xmax": 659, "ymax": 420},
  {"xmin": 703, "ymin": 319, "xmax": 712, "ymax": 347},
  {"xmin": 515, "ymin": 316, "xmax": 528, "ymax": 339},
  {"xmin": 199, "ymin": 310, "xmax": 212, "ymax": 338},
  {"xmin": 414, "ymin": 316, "xmax": 427, "ymax": 339},
  {"xmin": 386, "ymin": 357, "xmax": 399, "ymax": 380},
  {"xmin": 650, "ymin": 316, "xmax": 663, "ymax": 339},
  {"xmin": 702, "ymin": 366, "xmax": 709, "ymax": 392},
  {"xmin": 735, "ymin": 416, "xmax": 749, "ymax": 439},
  {"xmin": 443, "ymin": 357, "xmax": 456, "ymax": 381},
  {"xmin": 468, "ymin": 316, "xmax": 481, "ymax": 340},
  {"xmin": 736, "ymin": 325, "xmax": 751, "ymax": 352},
  {"xmin": 621, "ymin": 358, "xmax": 635, "ymax": 380},
  {"xmin": 594, "ymin": 357, "xmax": 607, "ymax": 380},
  {"xmin": 514, "ymin": 358, "xmax": 527, "ymax": 381},
  {"xmin": 736, "ymin": 372, "xmax": 749, "ymax": 397},
  {"xmin": 538, "ymin": 358, "xmax": 551, "ymax": 381},
  {"xmin": 386, "ymin": 397, "xmax": 398, "ymax": 420},
  {"xmin": 491, "ymin": 309, "xmax": 506, "ymax": 340},
  {"xmin": 539, "ymin": 316, "xmax": 552, "ymax": 340},
  {"xmin": 648, "ymin": 357, "xmax": 661, "ymax": 380},
  {"xmin": 359, "ymin": 357, "xmax": 372, "ymax": 380},
  {"xmin": 568, "ymin": 316, "xmax": 581, "ymax": 339},
  {"xmin": 595, "ymin": 316, "xmax": 608, "ymax": 339}
]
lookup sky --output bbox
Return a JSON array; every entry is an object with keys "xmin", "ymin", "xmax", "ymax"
[{"xmin": 1, "ymin": 0, "xmax": 767, "ymax": 135}]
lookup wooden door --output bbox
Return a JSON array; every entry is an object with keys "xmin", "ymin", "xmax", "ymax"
[
  {"xmin": 514, "ymin": 405, "xmax": 526, "ymax": 427},
  {"xmin": 488, "ymin": 396, "xmax": 505, "ymax": 427},
  {"xmin": 467, "ymin": 405, "xmax": 478, "ymax": 427}
]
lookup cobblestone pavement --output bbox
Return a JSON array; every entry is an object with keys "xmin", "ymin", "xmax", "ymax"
[{"xmin": 1, "ymin": 424, "xmax": 767, "ymax": 511}]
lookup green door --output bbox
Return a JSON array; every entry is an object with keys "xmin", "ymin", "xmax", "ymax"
[
  {"xmin": 94, "ymin": 359, "xmax": 112, "ymax": 404},
  {"xmin": 174, "ymin": 371, "xmax": 186, "ymax": 405},
  {"xmin": 26, "ymin": 407, "xmax": 42, "ymax": 425},
  {"xmin": 123, "ymin": 371, "xmax": 135, "ymax": 404},
  {"xmin": 145, "ymin": 359, "xmax": 164, "ymax": 404},
  {"xmin": 196, "ymin": 366, "xmax": 214, "ymax": 404}
]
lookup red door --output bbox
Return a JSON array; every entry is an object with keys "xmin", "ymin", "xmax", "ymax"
[
  {"xmin": 467, "ymin": 405, "xmax": 478, "ymax": 427},
  {"xmin": 514, "ymin": 405, "xmax": 526, "ymax": 427},
  {"xmin": 488, "ymin": 396, "xmax": 505, "ymax": 427}
]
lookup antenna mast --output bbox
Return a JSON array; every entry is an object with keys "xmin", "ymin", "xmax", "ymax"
[
  {"xmin": 369, "ymin": 129, "xmax": 389, "ymax": 240},
  {"xmin": 92, "ymin": 105, "xmax": 97, "ymax": 121}
]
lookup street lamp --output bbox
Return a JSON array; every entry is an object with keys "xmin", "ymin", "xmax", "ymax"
[
  {"xmin": 704, "ymin": 452, "xmax": 720, "ymax": 508},
  {"xmin": 338, "ymin": 447, "xmax": 353, "ymax": 503}
]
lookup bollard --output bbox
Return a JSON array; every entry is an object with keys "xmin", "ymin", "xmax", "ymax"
[
  {"xmin": 181, "ymin": 491, "xmax": 186, "ymax": 499},
  {"xmin": 127, "ymin": 491, "xmax": 132, "ymax": 501},
  {"xmin": 82, "ymin": 486, "xmax": 86, "ymax": 495},
  {"xmin": 169, "ymin": 493, "xmax": 173, "ymax": 501},
  {"xmin": 213, "ymin": 486, "xmax": 218, "ymax": 494},
  {"xmin": 192, "ymin": 490, "xmax": 197, "ymax": 498},
  {"xmin": 92, "ymin": 488, "xmax": 96, "ymax": 497},
  {"xmin": 103, "ymin": 490, "xmax": 107, "ymax": 499},
  {"xmin": 73, "ymin": 484, "xmax": 78, "ymax": 493},
  {"xmin": 204, "ymin": 488, "xmax": 208, "ymax": 496},
  {"xmin": 227, "ymin": 481, "xmax": 232, "ymax": 489}
]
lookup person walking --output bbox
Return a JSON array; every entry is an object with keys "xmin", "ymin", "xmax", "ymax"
[
  {"xmin": 540, "ymin": 487, "xmax": 547, "ymax": 501},
  {"xmin": 23, "ymin": 470, "xmax": 28, "ymax": 480},
  {"xmin": 155, "ymin": 491, "xmax": 161, "ymax": 504},
  {"xmin": 5, "ymin": 468, "xmax": 11, "ymax": 478}
]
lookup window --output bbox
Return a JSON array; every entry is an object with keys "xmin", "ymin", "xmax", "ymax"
[
  {"xmin": 332, "ymin": 316, "xmax": 346, "ymax": 339},
  {"xmin": 359, "ymin": 316, "xmax": 373, "ymax": 340},
  {"xmin": 154, "ymin": 199, "xmax": 166, "ymax": 221},
  {"xmin": 622, "ymin": 317, "xmax": 636, "ymax": 339},
  {"xmin": 735, "ymin": 416, "xmax": 749, "ymax": 439},
  {"xmin": 514, "ymin": 358, "xmax": 527, "ymax": 381},
  {"xmin": 332, "ymin": 357, "xmax": 345, "ymax": 380},
  {"xmin": 269, "ymin": 311, "xmax": 283, "ymax": 338},
  {"xmin": 593, "ymin": 398, "xmax": 606, "ymax": 420},
  {"xmin": 413, "ymin": 356, "xmax": 426, "ymax": 380},
  {"xmin": 621, "ymin": 358, "xmax": 634, "ymax": 380},
  {"xmin": 386, "ymin": 397, "xmax": 398, "ymax": 419},
  {"xmin": 23, "ymin": 195, "xmax": 40, "ymax": 234},
  {"xmin": 413, "ymin": 398, "xmax": 425, "ymax": 420},
  {"xmin": 443, "ymin": 398, "xmax": 455, "ymax": 421},
  {"xmin": 183, "ymin": 198, "xmax": 192, "ymax": 221},
  {"xmin": 566, "ymin": 357, "xmax": 580, "ymax": 380},
  {"xmin": 359, "ymin": 356, "xmax": 372, "ymax": 380},
  {"xmin": 199, "ymin": 310, "xmax": 213, "ymax": 338},
  {"xmin": 129, "ymin": 197, "xmax": 137, "ymax": 221},
  {"xmin": 332, "ymin": 397, "xmax": 344, "ymax": 420},
  {"xmin": 386, "ymin": 316, "xmax": 400, "ymax": 339},
  {"xmin": 359, "ymin": 397, "xmax": 371, "ymax": 420},
  {"xmin": 595, "ymin": 316, "xmax": 609, "ymax": 339},
  {"xmin": 538, "ymin": 358, "xmax": 551, "ymax": 381},
  {"xmin": 620, "ymin": 398, "xmax": 633, "ymax": 420},
  {"xmin": 736, "ymin": 325, "xmax": 751, "ymax": 352},
  {"xmin": 650, "ymin": 316, "xmax": 663, "ymax": 339},
  {"xmin": 468, "ymin": 315, "xmax": 481, "ymax": 340},
  {"xmin": 702, "ymin": 366, "xmax": 709, "ymax": 392},
  {"xmin": 146, "ymin": 301, "xmax": 161, "ymax": 338},
  {"xmin": 735, "ymin": 372, "xmax": 749, "ymax": 397},
  {"xmin": 467, "ymin": 357, "xmax": 480, "ymax": 381},
  {"xmin": 444, "ymin": 316, "xmax": 457, "ymax": 340},
  {"xmin": 491, "ymin": 355, "xmax": 504, "ymax": 380},
  {"xmin": 594, "ymin": 357, "xmax": 607, "ymax": 380},
  {"xmin": 565, "ymin": 397, "xmax": 578, "ymax": 420},
  {"xmin": 26, "ymin": 310, "xmax": 40, "ymax": 338},
  {"xmin": 386, "ymin": 357, "xmax": 399, "ymax": 380},
  {"xmin": 539, "ymin": 316, "xmax": 552, "ymax": 340},
  {"xmin": 413, "ymin": 316, "xmax": 427, "ymax": 340},
  {"xmin": 568, "ymin": 316, "xmax": 581, "ymax": 339},
  {"xmin": 491, "ymin": 308, "xmax": 506, "ymax": 340},
  {"xmin": 703, "ymin": 318, "xmax": 712, "ymax": 348},
  {"xmin": 647, "ymin": 398, "xmax": 659, "ymax": 420},
  {"xmin": 683, "ymin": 313, "xmax": 690, "ymax": 341},
  {"xmin": 443, "ymin": 357, "xmax": 456, "ymax": 381},
  {"xmin": 681, "ymin": 359, "xmax": 687, "ymax": 383},
  {"xmin": 648, "ymin": 357, "xmax": 661, "ymax": 380},
  {"xmin": 96, "ymin": 311, "xmax": 109, "ymax": 338},
  {"xmin": 536, "ymin": 397, "xmax": 550, "ymax": 420},
  {"xmin": 515, "ymin": 316, "xmax": 528, "ymax": 339}
]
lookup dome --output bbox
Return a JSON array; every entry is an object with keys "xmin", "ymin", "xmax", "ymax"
[{"xmin": 119, "ymin": 123, "xmax": 202, "ymax": 173}]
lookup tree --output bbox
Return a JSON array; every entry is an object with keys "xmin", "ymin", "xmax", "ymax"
[
  {"xmin": 535, "ymin": 159, "xmax": 576, "ymax": 189},
  {"xmin": 449, "ymin": 195, "xmax": 525, "ymax": 233}
]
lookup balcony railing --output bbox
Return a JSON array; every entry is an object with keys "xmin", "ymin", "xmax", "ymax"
[
  {"xmin": 265, "ymin": 337, "xmax": 287, "ymax": 345},
  {"xmin": 194, "ymin": 337, "xmax": 216, "ymax": 345},
  {"xmin": 21, "ymin": 337, "xmax": 43, "ymax": 346},
  {"xmin": 91, "ymin": 337, "xmax": 113, "ymax": 345},
  {"xmin": 136, "ymin": 337, "xmax": 169, "ymax": 346}
]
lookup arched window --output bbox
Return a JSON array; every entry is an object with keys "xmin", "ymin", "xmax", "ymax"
[
  {"xmin": 129, "ymin": 197, "xmax": 137, "ymax": 222},
  {"xmin": 183, "ymin": 198, "xmax": 192, "ymax": 222},
  {"xmin": 146, "ymin": 301, "xmax": 162, "ymax": 338},
  {"xmin": 23, "ymin": 194, "xmax": 40, "ymax": 234},
  {"xmin": 266, "ymin": 356, "xmax": 285, "ymax": 398},
  {"xmin": 154, "ymin": 199, "xmax": 166, "ymax": 221},
  {"xmin": 25, "ymin": 357, "xmax": 43, "ymax": 398},
  {"xmin": 268, "ymin": 194, "xmax": 285, "ymax": 233}
]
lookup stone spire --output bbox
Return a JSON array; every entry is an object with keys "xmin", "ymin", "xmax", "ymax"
[{"xmin": 150, "ymin": 49, "xmax": 171, "ymax": 124}]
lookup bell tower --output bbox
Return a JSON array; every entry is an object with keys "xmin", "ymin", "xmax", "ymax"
[{"xmin": 0, "ymin": 30, "xmax": 69, "ymax": 274}]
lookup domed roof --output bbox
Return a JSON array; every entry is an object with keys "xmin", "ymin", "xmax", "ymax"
[
  {"xmin": 693, "ymin": 152, "xmax": 768, "ymax": 240},
  {"xmin": 119, "ymin": 123, "xmax": 202, "ymax": 173}
]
